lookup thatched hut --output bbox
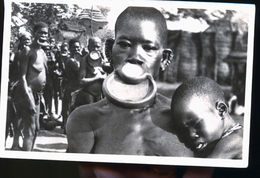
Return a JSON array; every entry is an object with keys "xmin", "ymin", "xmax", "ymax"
[
  {"xmin": 58, "ymin": 19, "xmax": 88, "ymax": 46},
  {"xmin": 78, "ymin": 6, "xmax": 108, "ymax": 37},
  {"xmin": 202, "ymin": 18, "xmax": 236, "ymax": 85}
]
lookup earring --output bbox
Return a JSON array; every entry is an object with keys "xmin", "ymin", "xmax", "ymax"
[
  {"xmin": 105, "ymin": 38, "xmax": 114, "ymax": 63},
  {"xmin": 160, "ymin": 49, "xmax": 173, "ymax": 71}
]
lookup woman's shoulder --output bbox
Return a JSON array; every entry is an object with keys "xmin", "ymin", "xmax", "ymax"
[{"xmin": 155, "ymin": 93, "xmax": 171, "ymax": 106}]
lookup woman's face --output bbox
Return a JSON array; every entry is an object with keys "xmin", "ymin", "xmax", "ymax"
[{"xmin": 112, "ymin": 19, "xmax": 164, "ymax": 78}]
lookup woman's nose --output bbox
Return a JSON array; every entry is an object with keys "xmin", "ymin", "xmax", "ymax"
[{"xmin": 127, "ymin": 46, "xmax": 145, "ymax": 65}]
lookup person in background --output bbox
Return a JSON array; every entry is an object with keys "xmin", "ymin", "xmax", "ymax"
[
  {"xmin": 55, "ymin": 42, "xmax": 70, "ymax": 99},
  {"xmin": 61, "ymin": 38, "xmax": 81, "ymax": 132},
  {"xmin": 11, "ymin": 22, "xmax": 48, "ymax": 151},
  {"xmin": 9, "ymin": 32, "xmax": 32, "ymax": 84},
  {"xmin": 7, "ymin": 32, "xmax": 32, "ymax": 142},
  {"xmin": 9, "ymin": 41, "xmax": 15, "ymax": 70},
  {"xmin": 73, "ymin": 37, "xmax": 107, "ymax": 109},
  {"xmin": 42, "ymin": 36, "xmax": 59, "ymax": 117}
]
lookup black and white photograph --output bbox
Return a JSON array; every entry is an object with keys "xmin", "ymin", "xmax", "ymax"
[{"xmin": 0, "ymin": 0, "xmax": 255, "ymax": 169}]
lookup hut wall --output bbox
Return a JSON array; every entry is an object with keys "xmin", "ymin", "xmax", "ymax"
[
  {"xmin": 176, "ymin": 31, "xmax": 198, "ymax": 82},
  {"xmin": 79, "ymin": 19, "xmax": 108, "ymax": 36},
  {"xmin": 199, "ymin": 32, "xmax": 216, "ymax": 79},
  {"xmin": 163, "ymin": 28, "xmax": 244, "ymax": 85},
  {"xmin": 215, "ymin": 30, "xmax": 233, "ymax": 85},
  {"xmin": 162, "ymin": 30, "xmax": 182, "ymax": 83}
]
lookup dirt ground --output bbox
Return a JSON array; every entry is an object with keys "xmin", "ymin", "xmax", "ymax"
[{"xmin": 5, "ymin": 127, "xmax": 67, "ymax": 153}]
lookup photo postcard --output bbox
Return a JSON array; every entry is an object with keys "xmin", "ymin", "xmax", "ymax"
[{"xmin": 0, "ymin": 0, "xmax": 255, "ymax": 168}]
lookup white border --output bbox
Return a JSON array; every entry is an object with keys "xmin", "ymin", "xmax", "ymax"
[{"xmin": 1, "ymin": 0, "xmax": 255, "ymax": 168}]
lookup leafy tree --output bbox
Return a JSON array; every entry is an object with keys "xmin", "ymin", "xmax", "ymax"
[
  {"xmin": 10, "ymin": 2, "xmax": 112, "ymax": 44},
  {"xmin": 11, "ymin": 2, "xmax": 72, "ymax": 42}
]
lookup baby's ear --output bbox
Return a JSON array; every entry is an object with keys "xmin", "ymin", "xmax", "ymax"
[
  {"xmin": 160, "ymin": 48, "xmax": 173, "ymax": 71},
  {"xmin": 215, "ymin": 101, "xmax": 228, "ymax": 118}
]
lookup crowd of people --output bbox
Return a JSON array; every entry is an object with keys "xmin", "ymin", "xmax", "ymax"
[{"xmin": 7, "ymin": 22, "xmax": 112, "ymax": 150}]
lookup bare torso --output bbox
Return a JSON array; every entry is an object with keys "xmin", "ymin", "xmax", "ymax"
[
  {"xmin": 82, "ymin": 63, "xmax": 103, "ymax": 97},
  {"xmin": 67, "ymin": 94, "xmax": 193, "ymax": 156},
  {"xmin": 26, "ymin": 48, "xmax": 47, "ymax": 92},
  {"xmin": 11, "ymin": 45, "xmax": 48, "ymax": 151},
  {"xmin": 65, "ymin": 57, "xmax": 80, "ymax": 83}
]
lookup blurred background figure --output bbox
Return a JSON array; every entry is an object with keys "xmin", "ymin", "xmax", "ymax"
[
  {"xmin": 73, "ymin": 37, "xmax": 107, "ymax": 110},
  {"xmin": 6, "ymin": 31, "xmax": 32, "ymax": 142},
  {"xmin": 61, "ymin": 38, "xmax": 82, "ymax": 133},
  {"xmin": 42, "ymin": 37, "xmax": 60, "ymax": 118}
]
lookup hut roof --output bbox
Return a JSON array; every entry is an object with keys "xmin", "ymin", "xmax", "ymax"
[
  {"xmin": 59, "ymin": 19, "xmax": 86, "ymax": 32},
  {"xmin": 204, "ymin": 19, "xmax": 237, "ymax": 33},
  {"xmin": 78, "ymin": 6, "xmax": 108, "ymax": 23}
]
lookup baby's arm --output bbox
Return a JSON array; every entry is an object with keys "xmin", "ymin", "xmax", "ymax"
[
  {"xmin": 208, "ymin": 130, "xmax": 243, "ymax": 159},
  {"xmin": 66, "ymin": 106, "xmax": 95, "ymax": 153}
]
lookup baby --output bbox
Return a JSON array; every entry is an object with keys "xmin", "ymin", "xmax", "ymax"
[{"xmin": 171, "ymin": 76, "xmax": 243, "ymax": 159}]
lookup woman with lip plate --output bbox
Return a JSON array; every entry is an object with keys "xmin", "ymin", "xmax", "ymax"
[
  {"xmin": 66, "ymin": 6, "xmax": 214, "ymax": 178},
  {"xmin": 66, "ymin": 6, "xmax": 192, "ymax": 157},
  {"xmin": 11, "ymin": 22, "xmax": 49, "ymax": 151}
]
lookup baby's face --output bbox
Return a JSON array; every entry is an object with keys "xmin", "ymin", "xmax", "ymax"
[
  {"xmin": 112, "ymin": 19, "xmax": 164, "ymax": 78},
  {"xmin": 174, "ymin": 97, "xmax": 225, "ymax": 152}
]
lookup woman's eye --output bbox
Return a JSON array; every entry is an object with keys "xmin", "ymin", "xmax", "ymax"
[
  {"xmin": 143, "ymin": 45, "xmax": 158, "ymax": 52},
  {"xmin": 118, "ymin": 41, "xmax": 131, "ymax": 49}
]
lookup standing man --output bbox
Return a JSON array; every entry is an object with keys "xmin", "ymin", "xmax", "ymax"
[{"xmin": 12, "ymin": 22, "xmax": 48, "ymax": 151}]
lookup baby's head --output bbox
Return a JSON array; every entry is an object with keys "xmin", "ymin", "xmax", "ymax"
[{"xmin": 171, "ymin": 76, "xmax": 230, "ymax": 152}]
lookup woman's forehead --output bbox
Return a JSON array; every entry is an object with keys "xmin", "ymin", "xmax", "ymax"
[
  {"xmin": 120, "ymin": 19, "xmax": 159, "ymax": 31},
  {"xmin": 38, "ymin": 27, "xmax": 48, "ymax": 31},
  {"xmin": 21, "ymin": 35, "xmax": 31, "ymax": 40},
  {"xmin": 116, "ymin": 19, "xmax": 163, "ymax": 43},
  {"xmin": 35, "ymin": 27, "xmax": 48, "ymax": 35}
]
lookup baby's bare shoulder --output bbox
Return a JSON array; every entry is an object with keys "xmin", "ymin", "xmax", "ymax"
[{"xmin": 209, "ymin": 129, "xmax": 243, "ymax": 159}]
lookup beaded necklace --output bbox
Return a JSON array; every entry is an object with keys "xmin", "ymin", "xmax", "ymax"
[{"xmin": 221, "ymin": 123, "xmax": 243, "ymax": 138}]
